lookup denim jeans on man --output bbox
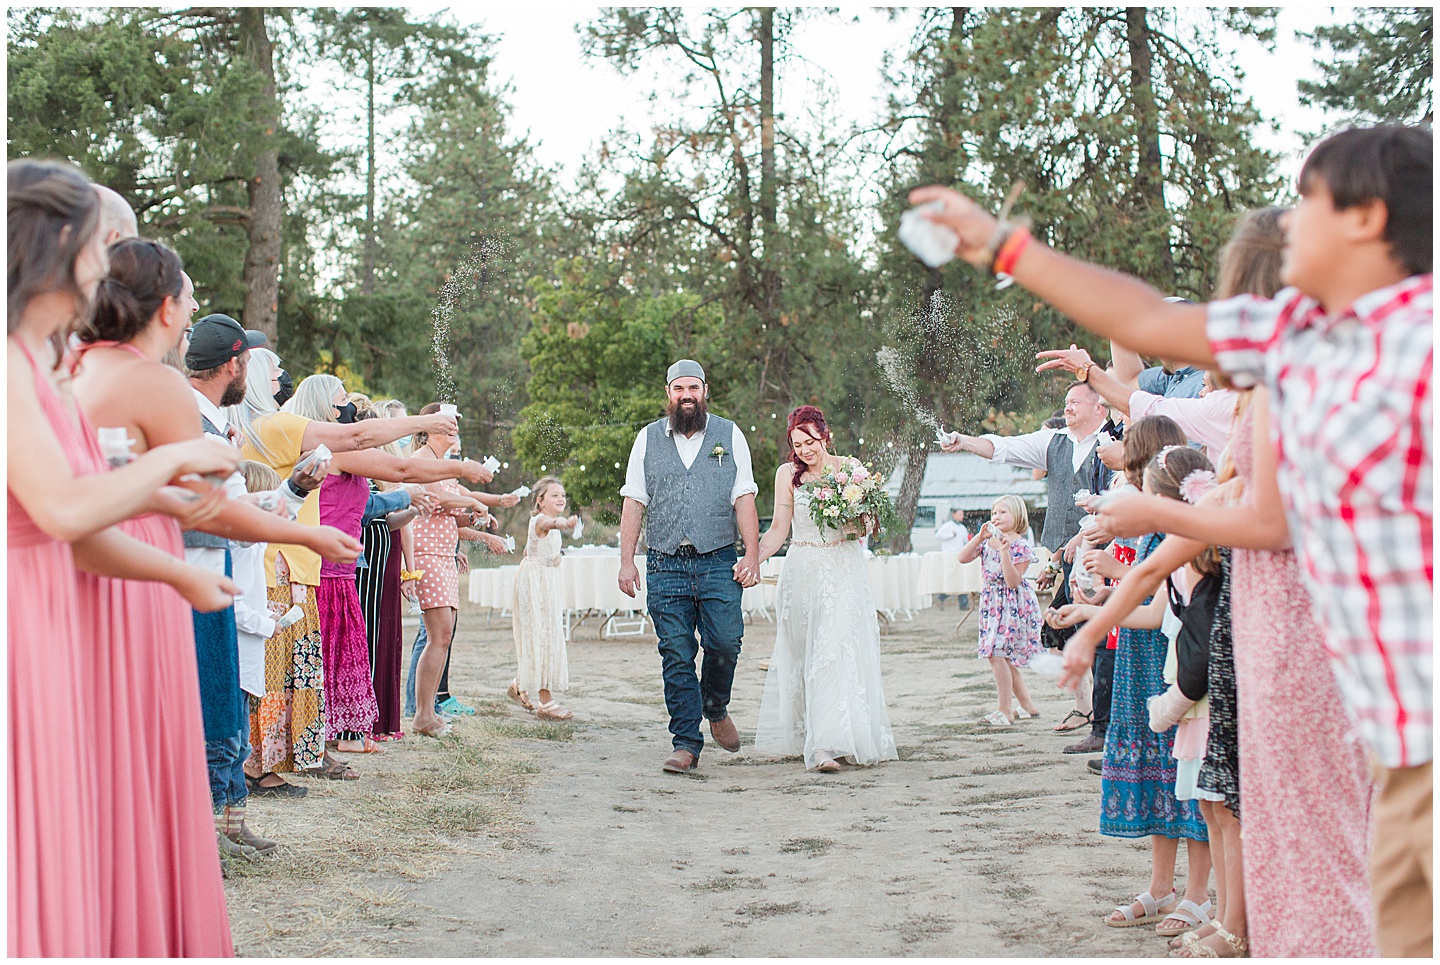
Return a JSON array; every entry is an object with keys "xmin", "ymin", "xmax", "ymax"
[
  {"xmin": 646, "ymin": 544, "xmax": 745, "ymax": 758},
  {"xmin": 207, "ymin": 707, "xmax": 251, "ymax": 812}
]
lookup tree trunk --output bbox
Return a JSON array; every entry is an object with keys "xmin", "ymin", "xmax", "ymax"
[
  {"xmin": 888, "ymin": 440, "xmax": 930, "ymax": 553},
  {"xmin": 756, "ymin": 8, "xmax": 788, "ymax": 453},
  {"xmin": 239, "ymin": 7, "xmax": 282, "ymax": 345},
  {"xmin": 362, "ymin": 26, "xmax": 377, "ymax": 296},
  {"xmin": 1125, "ymin": 6, "xmax": 1174, "ymax": 279}
]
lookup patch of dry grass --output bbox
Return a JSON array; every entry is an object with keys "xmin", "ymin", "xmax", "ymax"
[{"xmin": 224, "ymin": 711, "xmax": 550, "ymax": 956}]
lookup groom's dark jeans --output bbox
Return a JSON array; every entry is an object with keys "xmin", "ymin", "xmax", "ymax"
[{"xmin": 647, "ymin": 544, "xmax": 745, "ymax": 758}]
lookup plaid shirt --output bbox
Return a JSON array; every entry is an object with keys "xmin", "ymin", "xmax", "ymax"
[{"xmin": 1208, "ymin": 275, "xmax": 1433, "ymax": 768}]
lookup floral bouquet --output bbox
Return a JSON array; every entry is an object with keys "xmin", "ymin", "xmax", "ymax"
[{"xmin": 802, "ymin": 457, "xmax": 897, "ymax": 540}]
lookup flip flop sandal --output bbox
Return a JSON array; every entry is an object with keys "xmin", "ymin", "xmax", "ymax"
[
  {"xmin": 507, "ymin": 680, "xmax": 535, "ymax": 711},
  {"xmin": 1104, "ymin": 890, "xmax": 1178, "ymax": 928},
  {"xmin": 250, "ymin": 778, "xmax": 309, "ymax": 798},
  {"xmin": 318, "ymin": 760, "xmax": 360, "ymax": 780},
  {"xmin": 1156, "ymin": 898, "xmax": 1212, "ymax": 937},
  {"xmin": 1055, "ymin": 709, "xmax": 1092, "ymax": 732},
  {"xmin": 417, "ymin": 722, "xmax": 454, "ymax": 738}
]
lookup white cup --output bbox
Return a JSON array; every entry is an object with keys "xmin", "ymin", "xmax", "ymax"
[
  {"xmin": 481, "ymin": 455, "xmax": 500, "ymax": 474},
  {"xmin": 439, "ymin": 403, "xmax": 461, "ymax": 419}
]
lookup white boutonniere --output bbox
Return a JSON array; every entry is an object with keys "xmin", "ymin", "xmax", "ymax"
[{"xmin": 711, "ymin": 444, "xmax": 728, "ymax": 467}]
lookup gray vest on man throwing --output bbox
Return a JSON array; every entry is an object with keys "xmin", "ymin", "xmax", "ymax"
[
  {"xmin": 181, "ymin": 412, "xmax": 232, "ymax": 551},
  {"xmin": 642, "ymin": 415, "xmax": 739, "ymax": 555},
  {"xmin": 1040, "ymin": 432, "xmax": 1112, "ymax": 553}
]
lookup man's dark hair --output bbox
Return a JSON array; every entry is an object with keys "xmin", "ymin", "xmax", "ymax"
[{"xmin": 1299, "ymin": 125, "xmax": 1432, "ymax": 275}]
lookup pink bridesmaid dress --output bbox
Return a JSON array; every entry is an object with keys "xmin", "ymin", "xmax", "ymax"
[
  {"xmin": 70, "ymin": 341, "xmax": 233, "ymax": 955},
  {"xmin": 7, "ymin": 338, "xmax": 104, "ymax": 955},
  {"xmin": 1229, "ymin": 402, "xmax": 1378, "ymax": 956}
]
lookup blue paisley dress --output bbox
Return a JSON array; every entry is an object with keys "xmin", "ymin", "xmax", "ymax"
[{"xmin": 1099, "ymin": 531, "xmax": 1208, "ymax": 840}]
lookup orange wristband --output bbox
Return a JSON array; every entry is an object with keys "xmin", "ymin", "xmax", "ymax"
[{"xmin": 991, "ymin": 226, "xmax": 1032, "ymax": 277}]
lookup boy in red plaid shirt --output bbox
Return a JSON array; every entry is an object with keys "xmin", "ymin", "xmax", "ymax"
[{"xmin": 913, "ymin": 124, "xmax": 1431, "ymax": 957}]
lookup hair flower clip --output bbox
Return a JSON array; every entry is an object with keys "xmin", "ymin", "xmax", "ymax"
[{"xmin": 1179, "ymin": 468, "xmax": 1218, "ymax": 504}]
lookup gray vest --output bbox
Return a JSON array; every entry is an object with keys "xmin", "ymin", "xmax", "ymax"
[
  {"xmin": 1040, "ymin": 432, "xmax": 1111, "ymax": 552},
  {"xmin": 181, "ymin": 413, "xmax": 232, "ymax": 551},
  {"xmin": 642, "ymin": 415, "xmax": 740, "ymax": 555}
]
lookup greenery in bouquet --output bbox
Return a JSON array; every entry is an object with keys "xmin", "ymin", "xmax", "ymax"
[{"xmin": 803, "ymin": 458, "xmax": 898, "ymax": 541}]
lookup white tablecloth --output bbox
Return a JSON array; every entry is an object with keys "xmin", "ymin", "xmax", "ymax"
[
  {"xmin": 918, "ymin": 552, "xmax": 982, "ymax": 596},
  {"xmin": 468, "ymin": 551, "xmax": 647, "ymax": 612},
  {"xmin": 867, "ymin": 553, "xmax": 928, "ymax": 612},
  {"xmin": 916, "ymin": 547, "xmax": 1053, "ymax": 599},
  {"xmin": 744, "ymin": 553, "xmax": 928, "ymax": 615}
]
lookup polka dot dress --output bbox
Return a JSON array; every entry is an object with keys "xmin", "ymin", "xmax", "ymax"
[{"xmin": 412, "ymin": 479, "xmax": 465, "ymax": 611}]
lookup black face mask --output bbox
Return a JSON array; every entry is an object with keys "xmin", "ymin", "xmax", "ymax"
[
  {"xmin": 274, "ymin": 370, "xmax": 294, "ymax": 406},
  {"xmin": 336, "ymin": 402, "xmax": 358, "ymax": 424}
]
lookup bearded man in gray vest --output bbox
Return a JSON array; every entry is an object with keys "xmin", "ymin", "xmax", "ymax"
[{"xmin": 618, "ymin": 360, "xmax": 761, "ymax": 774}]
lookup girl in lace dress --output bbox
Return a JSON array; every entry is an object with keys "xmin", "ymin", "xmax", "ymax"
[
  {"xmin": 511, "ymin": 477, "xmax": 579, "ymax": 720},
  {"xmin": 958, "ymin": 494, "xmax": 1042, "ymax": 726}
]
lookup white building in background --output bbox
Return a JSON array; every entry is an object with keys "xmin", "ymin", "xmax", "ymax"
[{"xmin": 882, "ymin": 452, "xmax": 1048, "ymax": 553}]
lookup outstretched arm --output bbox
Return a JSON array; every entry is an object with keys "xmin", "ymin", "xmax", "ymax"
[{"xmin": 910, "ymin": 185, "xmax": 1215, "ymax": 368}]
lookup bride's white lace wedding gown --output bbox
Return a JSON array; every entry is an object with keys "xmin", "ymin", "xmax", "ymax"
[{"xmin": 754, "ymin": 489, "xmax": 899, "ymax": 770}]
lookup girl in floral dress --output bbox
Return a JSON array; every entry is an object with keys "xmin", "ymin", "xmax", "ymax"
[{"xmin": 958, "ymin": 494, "xmax": 1042, "ymax": 726}]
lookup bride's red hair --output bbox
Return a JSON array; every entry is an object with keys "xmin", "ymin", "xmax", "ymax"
[{"xmin": 787, "ymin": 405, "xmax": 832, "ymax": 488}]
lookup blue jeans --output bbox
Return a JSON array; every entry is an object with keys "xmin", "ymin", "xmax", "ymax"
[
  {"xmin": 646, "ymin": 545, "xmax": 745, "ymax": 757},
  {"xmin": 404, "ymin": 614, "xmax": 456, "ymax": 716},
  {"xmin": 206, "ymin": 706, "xmax": 251, "ymax": 811},
  {"xmin": 404, "ymin": 623, "xmax": 427, "ymax": 717}
]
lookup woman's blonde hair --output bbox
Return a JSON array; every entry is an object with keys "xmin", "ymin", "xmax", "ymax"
[
  {"xmin": 992, "ymin": 494, "xmax": 1029, "ymax": 535},
  {"xmin": 1209, "ymin": 207, "xmax": 1288, "ymax": 394},
  {"xmin": 372, "ymin": 398, "xmax": 409, "ymax": 464},
  {"xmin": 283, "ymin": 373, "xmax": 345, "ymax": 423},
  {"xmin": 238, "ymin": 459, "xmax": 282, "ymax": 494},
  {"xmin": 531, "ymin": 476, "xmax": 563, "ymax": 515}
]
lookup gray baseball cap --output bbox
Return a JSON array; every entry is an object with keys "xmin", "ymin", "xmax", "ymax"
[{"xmin": 666, "ymin": 359, "xmax": 706, "ymax": 384}]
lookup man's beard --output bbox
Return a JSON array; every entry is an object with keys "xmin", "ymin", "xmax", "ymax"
[
  {"xmin": 219, "ymin": 368, "xmax": 247, "ymax": 407},
  {"xmin": 667, "ymin": 395, "xmax": 708, "ymax": 435}
]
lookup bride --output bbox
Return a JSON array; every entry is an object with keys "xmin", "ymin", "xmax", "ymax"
[{"xmin": 753, "ymin": 405, "xmax": 899, "ymax": 772}]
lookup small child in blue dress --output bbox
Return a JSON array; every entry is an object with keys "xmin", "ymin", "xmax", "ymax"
[{"xmin": 958, "ymin": 494, "xmax": 1042, "ymax": 726}]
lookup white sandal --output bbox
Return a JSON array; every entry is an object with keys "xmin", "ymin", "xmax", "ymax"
[
  {"xmin": 1156, "ymin": 898, "xmax": 1213, "ymax": 937},
  {"xmin": 1104, "ymin": 890, "xmax": 1178, "ymax": 928},
  {"xmin": 980, "ymin": 711, "xmax": 1014, "ymax": 727}
]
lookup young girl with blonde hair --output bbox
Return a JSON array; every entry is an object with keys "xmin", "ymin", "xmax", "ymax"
[{"xmin": 509, "ymin": 477, "xmax": 580, "ymax": 720}]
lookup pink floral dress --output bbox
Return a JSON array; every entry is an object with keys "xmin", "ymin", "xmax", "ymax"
[{"xmin": 977, "ymin": 537, "xmax": 1041, "ymax": 667}]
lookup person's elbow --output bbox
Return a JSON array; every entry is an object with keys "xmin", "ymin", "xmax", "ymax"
[{"xmin": 40, "ymin": 504, "xmax": 103, "ymax": 543}]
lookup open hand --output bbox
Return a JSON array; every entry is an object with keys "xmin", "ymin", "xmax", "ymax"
[{"xmin": 1035, "ymin": 344, "xmax": 1093, "ymax": 376}]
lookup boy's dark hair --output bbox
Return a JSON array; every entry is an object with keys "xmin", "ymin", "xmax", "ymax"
[{"xmin": 1299, "ymin": 125, "xmax": 1432, "ymax": 275}]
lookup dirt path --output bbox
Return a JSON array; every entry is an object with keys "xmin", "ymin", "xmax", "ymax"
[{"xmin": 228, "ymin": 597, "xmax": 1189, "ymax": 957}]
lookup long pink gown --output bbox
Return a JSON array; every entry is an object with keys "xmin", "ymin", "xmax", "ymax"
[
  {"xmin": 7, "ymin": 338, "xmax": 104, "ymax": 956},
  {"xmin": 1230, "ymin": 403, "xmax": 1378, "ymax": 956},
  {"xmin": 71, "ymin": 342, "xmax": 234, "ymax": 955}
]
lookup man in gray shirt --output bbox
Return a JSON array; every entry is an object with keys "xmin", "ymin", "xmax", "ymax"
[{"xmin": 618, "ymin": 360, "xmax": 760, "ymax": 774}]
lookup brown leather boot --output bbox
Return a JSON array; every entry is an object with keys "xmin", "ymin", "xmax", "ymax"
[{"xmin": 223, "ymin": 805, "xmax": 278, "ymax": 856}]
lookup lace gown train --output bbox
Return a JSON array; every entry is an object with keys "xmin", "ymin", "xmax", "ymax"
[{"xmin": 754, "ymin": 490, "xmax": 898, "ymax": 770}]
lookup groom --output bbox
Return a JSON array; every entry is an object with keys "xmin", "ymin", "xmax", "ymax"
[{"xmin": 618, "ymin": 360, "xmax": 761, "ymax": 774}]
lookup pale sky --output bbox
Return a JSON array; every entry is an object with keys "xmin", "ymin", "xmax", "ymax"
[{"xmin": 425, "ymin": 4, "xmax": 1345, "ymax": 184}]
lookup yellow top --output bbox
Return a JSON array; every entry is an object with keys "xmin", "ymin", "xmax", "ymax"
[{"xmin": 241, "ymin": 411, "xmax": 323, "ymax": 587}]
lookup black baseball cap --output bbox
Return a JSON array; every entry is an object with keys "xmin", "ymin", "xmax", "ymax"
[{"xmin": 185, "ymin": 313, "xmax": 267, "ymax": 370}]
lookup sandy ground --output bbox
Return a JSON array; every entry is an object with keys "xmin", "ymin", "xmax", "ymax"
[{"xmin": 226, "ymin": 594, "xmax": 1196, "ymax": 958}]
